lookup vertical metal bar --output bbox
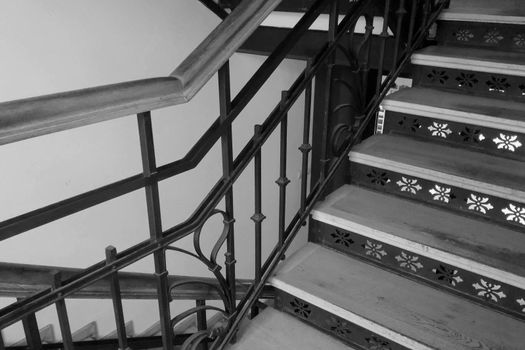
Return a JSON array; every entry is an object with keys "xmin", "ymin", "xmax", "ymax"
[
  {"xmin": 137, "ymin": 111, "xmax": 173, "ymax": 350},
  {"xmin": 299, "ymin": 61, "xmax": 313, "ymax": 214},
  {"xmin": 0, "ymin": 330, "xmax": 6, "ymax": 350},
  {"xmin": 392, "ymin": 0, "xmax": 406, "ymax": 70},
  {"xmin": 51, "ymin": 272, "xmax": 74, "ymax": 350},
  {"xmin": 422, "ymin": 0, "xmax": 431, "ymax": 28},
  {"xmin": 319, "ymin": 0, "xmax": 339, "ymax": 184},
  {"xmin": 18, "ymin": 298, "xmax": 42, "ymax": 350},
  {"xmin": 195, "ymin": 299, "xmax": 208, "ymax": 350},
  {"xmin": 376, "ymin": 0, "xmax": 391, "ymax": 95},
  {"xmin": 218, "ymin": 61, "xmax": 237, "ymax": 312},
  {"xmin": 276, "ymin": 91, "xmax": 290, "ymax": 251},
  {"xmin": 105, "ymin": 247, "xmax": 129, "ymax": 350},
  {"xmin": 250, "ymin": 124, "xmax": 265, "ymax": 318},
  {"xmin": 407, "ymin": 0, "xmax": 418, "ymax": 45}
]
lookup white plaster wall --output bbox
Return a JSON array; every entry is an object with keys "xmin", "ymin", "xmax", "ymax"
[{"xmin": 0, "ymin": 0, "xmax": 309, "ymax": 343}]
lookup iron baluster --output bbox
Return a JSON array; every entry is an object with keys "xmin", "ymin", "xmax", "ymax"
[
  {"xmin": 250, "ymin": 124, "xmax": 265, "ymax": 318},
  {"xmin": 277, "ymin": 91, "xmax": 291, "ymax": 250},
  {"xmin": 195, "ymin": 299, "xmax": 208, "ymax": 350},
  {"xmin": 218, "ymin": 62, "xmax": 237, "ymax": 313},
  {"xmin": 407, "ymin": 0, "xmax": 418, "ymax": 45},
  {"xmin": 105, "ymin": 247, "xmax": 129, "ymax": 350},
  {"xmin": 392, "ymin": 0, "xmax": 407, "ymax": 70},
  {"xmin": 376, "ymin": 0, "xmax": 391, "ymax": 95},
  {"xmin": 137, "ymin": 111, "xmax": 173, "ymax": 350},
  {"xmin": 51, "ymin": 272, "xmax": 74, "ymax": 350},
  {"xmin": 18, "ymin": 300, "xmax": 42, "ymax": 350},
  {"xmin": 299, "ymin": 61, "xmax": 313, "ymax": 215},
  {"xmin": 423, "ymin": 0, "xmax": 431, "ymax": 28},
  {"xmin": 319, "ymin": 0, "xmax": 339, "ymax": 185},
  {"xmin": 0, "ymin": 331, "xmax": 4, "ymax": 350}
]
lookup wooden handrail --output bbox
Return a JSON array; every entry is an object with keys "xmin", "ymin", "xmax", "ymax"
[
  {"xmin": 0, "ymin": 0, "xmax": 281, "ymax": 146},
  {"xmin": 0, "ymin": 262, "xmax": 273, "ymax": 300}
]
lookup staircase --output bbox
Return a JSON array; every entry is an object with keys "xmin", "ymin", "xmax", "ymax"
[{"xmin": 232, "ymin": 1, "xmax": 525, "ymax": 349}]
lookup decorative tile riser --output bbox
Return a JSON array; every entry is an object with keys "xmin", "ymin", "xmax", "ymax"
[
  {"xmin": 349, "ymin": 163, "xmax": 525, "ymax": 231},
  {"xmin": 412, "ymin": 65, "xmax": 525, "ymax": 101},
  {"xmin": 437, "ymin": 21, "xmax": 525, "ymax": 53},
  {"xmin": 275, "ymin": 290, "xmax": 410, "ymax": 350},
  {"xmin": 310, "ymin": 220, "xmax": 525, "ymax": 319},
  {"xmin": 380, "ymin": 111, "xmax": 525, "ymax": 162}
]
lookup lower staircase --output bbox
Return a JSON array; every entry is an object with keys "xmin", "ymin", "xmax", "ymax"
[{"xmin": 230, "ymin": 1, "xmax": 525, "ymax": 349}]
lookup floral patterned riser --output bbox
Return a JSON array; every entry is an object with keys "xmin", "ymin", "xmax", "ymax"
[
  {"xmin": 382, "ymin": 112, "xmax": 525, "ymax": 160},
  {"xmin": 437, "ymin": 21, "xmax": 525, "ymax": 51},
  {"xmin": 350, "ymin": 164, "xmax": 525, "ymax": 230},
  {"xmin": 276, "ymin": 291, "xmax": 410, "ymax": 350},
  {"xmin": 310, "ymin": 220, "xmax": 525, "ymax": 318},
  {"xmin": 414, "ymin": 66, "xmax": 525, "ymax": 100}
]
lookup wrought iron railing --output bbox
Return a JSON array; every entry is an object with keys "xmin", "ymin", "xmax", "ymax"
[{"xmin": 0, "ymin": 0, "xmax": 448, "ymax": 349}]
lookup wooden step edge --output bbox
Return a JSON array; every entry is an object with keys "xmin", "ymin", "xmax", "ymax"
[
  {"xmin": 311, "ymin": 206, "xmax": 525, "ymax": 290},
  {"xmin": 439, "ymin": 10, "xmax": 525, "ymax": 25},
  {"xmin": 269, "ymin": 274, "xmax": 433, "ymax": 350},
  {"xmin": 348, "ymin": 150, "xmax": 525, "ymax": 204},
  {"xmin": 381, "ymin": 98, "xmax": 525, "ymax": 134},
  {"xmin": 411, "ymin": 52, "xmax": 525, "ymax": 77}
]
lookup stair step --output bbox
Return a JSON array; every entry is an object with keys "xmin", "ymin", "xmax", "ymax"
[
  {"xmin": 382, "ymin": 87, "xmax": 525, "ymax": 134},
  {"xmin": 310, "ymin": 184, "xmax": 525, "ymax": 316},
  {"xmin": 412, "ymin": 46, "xmax": 525, "ymax": 76},
  {"xmin": 271, "ymin": 243, "xmax": 525, "ymax": 350},
  {"xmin": 439, "ymin": 7, "xmax": 525, "ymax": 24},
  {"xmin": 228, "ymin": 307, "xmax": 354, "ymax": 350},
  {"xmin": 380, "ymin": 87, "xmax": 525, "ymax": 160},
  {"xmin": 349, "ymin": 134, "xmax": 525, "ymax": 228}
]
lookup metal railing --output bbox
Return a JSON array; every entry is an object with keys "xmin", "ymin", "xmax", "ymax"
[{"xmin": 0, "ymin": 0, "xmax": 448, "ymax": 349}]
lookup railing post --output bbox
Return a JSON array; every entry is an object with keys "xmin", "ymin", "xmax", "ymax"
[
  {"xmin": 299, "ymin": 61, "xmax": 313, "ymax": 215},
  {"xmin": 18, "ymin": 298, "xmax": 42, "ymax": 350},
  {"xmin": 218, "ymin": 61, "xmax": 237, "ymax": 313},
  {"xmin": 276, "ymin": 91, "xmax": 290, "ymax": 252},
  {"xmin": 137, "ymin": 111, "xmax": 173, "ymax": 350},
  {"xmin": 376, "ymin": 0, "xmax": 391, "ymax": 95},
  {"xmin": 392, "ymin": 0, "xmax": 407, "ymax": 70},
  {"xmin": 105, "ymin": 247, "xmax": 130, "ymax": 350},
  {"xmin": 250, "ymin": 124, "xmax": 265, "ymax": 318},
  {"xmin": 319, "ymin": 0, "xmax": 339, "ymax": 186},
  {"xmin": 51, "ymin": 272, "xmax": 75, "ymax": 350},
  {"xmin": 195, "ymin": 299, "xmax": 208, "ymax": 350}
]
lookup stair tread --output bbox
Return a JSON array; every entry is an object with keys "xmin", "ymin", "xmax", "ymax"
[
  {"xmin": 271, "ymin": 243, "xmax": 525, "ymax": 350},
  {"xmin": 439, "ymin": 7, "xmax": 525, "ymax": 24},
  {"xmin": 228, "ymin": 307, "xmax": 355, "ymax": 350},
  {"xmin": 382, "ymin": 87, "xmax": 525, "ymax": 133},
  {"xmin": 312, "ymin": 184, "xmax": 525, "ymax": 287},
  {"xmin": 412, "ymin": 46, "xmax": 525, "ymax": 76},
  {"xmin": 349, "ymin": 134, "xmax": 525, "ymax": 202}
]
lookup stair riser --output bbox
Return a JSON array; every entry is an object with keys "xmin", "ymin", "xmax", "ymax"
[
  {"xmin": 275, "ymin": 290, "xmax": 410, "ymax": 350},
  {"xmin": 349, "ymin": 163, "xmax": 525, "ymax": 230},
  {"xmin": 437, "ymin": 21, "xmax": 525, "ymax": 52},
  {"xmin": 310, "ymin": 219, "xmax": 525, "ymax": 319},
  {"xmin": 437, "ymin": 21, "xmax": 525, "ymax": 53},
  {"xmin": 413, "ymin": 65, "xmax": 525, "ymax": 101},
  {"xmin": 379, "ymin": 111, "xmax": 525, "ymax": 161}
]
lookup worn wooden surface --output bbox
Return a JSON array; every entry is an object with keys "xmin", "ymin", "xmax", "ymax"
[
  {"xmin": 440, "ymin": 6, "xmax": 525, "ymax": 24},
  {"xmin": 170, "ymin": 0, "xmax": 281, "ymax": 99},
  {"xmin": 312, "ymin": 184, "xmax": 525, "ymax": 288},
  {"xmin": 412, "ymin": 46, "xmax": 525, "ymax": 76},
  {"xmin": 0, "ymin": 262, "xmax": 273, "ymax": 300},
  {"xmin": 349, "ymin": 134, "xmax": 525, "ymax": 202},
  {"xmin": 271, "ymin": 243, "xmax": 525, "ymax": 350},
  {"xmin": 382, "ymin": 87, "xmax": 525, "ymax": 133},
  {"xmin": 0, "ymin": 0, "xmax": 282, "ymax": 146},
  {"xmin": 228, "ymin": 307, "xmax": 355, "ymax": 350}
]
